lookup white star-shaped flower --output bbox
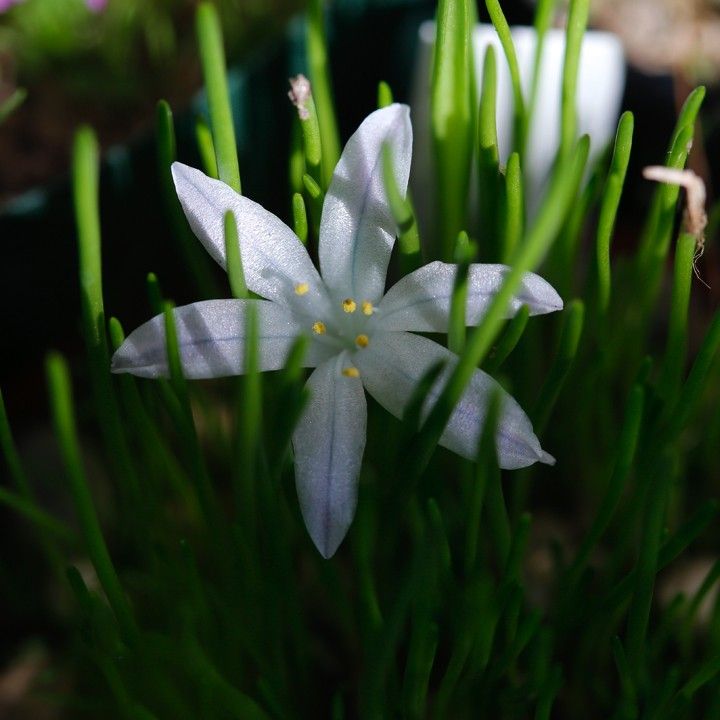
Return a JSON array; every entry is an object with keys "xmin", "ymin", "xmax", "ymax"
[{"xmin": 112, "ymin": 104, "xmax": 562, "ymax": 558}]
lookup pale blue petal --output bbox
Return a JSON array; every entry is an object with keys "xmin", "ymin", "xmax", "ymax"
[
  {"xmin": 354, "ymin": 332, "xmax": 553, "ymax": 469},
  {"xmin": 112, "ymin": 299, "xmax": 330, "ymax": 379},
  {"xmin": 171, "ymin": 163, "xmax": 327, "ymax": 313},
  {"xmin": 376, "ymin": 261, "xmax": 562, "ymax": 333},
  {"xmin": 319, "ymin": 104, "xmax": 412, "ymax": 304},
  {"xmin": 292, "ymin": 353, "xmax": 366, "ymax": 558}
]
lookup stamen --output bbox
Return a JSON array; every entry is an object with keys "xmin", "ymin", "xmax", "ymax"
[
  {"xmin": 355, "ymin": 334, "xmax": 369, "ymax": 348},
  {"xmin": 295, "ymin": 283, "xmax": 309, "ymax": 296},
  {"xmin": 342, "ymin": 298, "xmax": 357, "ymax": 313},
  {"xmin": 342, "ymin": 367, "xmax": 360, "ymax": 378},
  {"xmin": 312, "ymin": 321, "xmax": 326, "ymax": 335},
  {"xmin": 361, "ymin": 301, "xmax": 374, "ymax": 316}
]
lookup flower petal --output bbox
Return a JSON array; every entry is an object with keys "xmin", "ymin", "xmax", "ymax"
[
  {"xmin": 112, "ymin": 299, "xmax": 330, "ymax": 379},
  {"xmin": 172, "ymin": 163, "xmax": 327, "ymax": 312},
  {"xmin": 319, "ymin": 104, "xmax": 413, "ymax": 304},
  {"xmin": 292, "ymin": 353, "xmax": 367, "ymax": 558},
  {"xmin": 354, "ymin": 332, "xmax": 553, "ymax": 469},
  {"xmin": 376, "ymin": 261, "xmax": 562, "ymax": 332}
]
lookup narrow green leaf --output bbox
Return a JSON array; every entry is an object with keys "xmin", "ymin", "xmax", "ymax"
[
  {"xmin": 0, "ymin": 87, "xmax": 26, "ymax": 124},
  {"xmin": 303, "ymin": 172, "xmax": 325, "ymax": 237},
  {"xmin": 236, "ymin": 303, "xmax": 262, "ymax": 523},
  {"xmin": 637, "ymin": 87, "xmax": 705, "ymax": 277},
  {"xmin": 535, "ymin": 665, "xmax": 563, "ymax": 720},
  {"xmin": 665, "ymin": 309, "xmax": 720, "ymax": 442},
  {"xmin": 382, "ymin": 142, "xmax": 421, "ymax": 272},
  {"xmin": 0, "ymin": 388, "xmax": 32, "ymax": 498},
  {"xmin": 564, "ymin": 384, "xmax": 644, "ymax": 589},
  {"xmin": 594, "ymin": 111, "xmax": 634, "ymax": 321},
  {"xmin": 559, "ymin": 0, "xmax": 590, "ymax": 161},
  {"xmin": 448, "ymin": 231, "xmax": 474, "ymax": 354},
  {"xmin": 402, "ymin": 620, "xmax": 438, "ymax": 720},
  {"xmin": 465, "ymin": 389, "xmax": 501, "ymax": 575},
  {"xmin": 156, "ymin": 100, "xmax": 217, "ymax": 298},
  {"xmin": 196, "ymin": 1, "xmax": 241, "ymax": 192},
  {"xmin": 108, "ymin": 317, "xmax": 196, "ymax": 513},
  {"xmin": 532, "ymin": 299, "xmax": 585, "ymax": 434},
  {"xmin": 224, "ymin": 209, "xmax": 248, "ymax": 299},
  {"xmin": 195, "ymin": 115, "xmax": 219, "ymax": 179},
  {"xmin": 625, "ymin": 454, "xmax": 674, "ymax": 682},
  {"xmin": 0, "ymin": 486, "xmax": 73, "ymax": 541},
  {"xmin": 289, "ymin": 74, "xmax": 323, "ymax": 188},
  {"xmin": 292, "ymin": 192, "xmax": 309, "ymax": 245},
  {"xmin": 485, "ymin": 0, "xmax": 526, "ymax": 152},
  {"xmin": 73, "ymin": 126, "xmax": 140, "ymax": 504},
  {"xmin": 502, "ymin": 151, "xmax": 524, "ymax": 263},
  {"xmin": 478, "ymin": 45, "xmax": 500, "ymax": 250},
  {"xmin": 657, "ymin": 232, "xmax": 696, "ymax": 402},
  {"xmin": 483, "ymin": 304, "xmax": 530, "ymax": 374},
  {"xmin": 289, "ymin": 119, "xmax": 306, "ymax": 196},
  {"xmin": 46, "ymin": 353, "xmax": 137, "ymax": 643},
  {"xmin": 146, "ymin": 272, "xmax": 163, "ymax": 315},
  {"xmin": 377, "ymin": 80, "xmax": 394, "ymax": 109},
  {"xmin": 307, "ymin": 0, "xmax": 340, "ymax": 187},
  {"xmin": 432, "ymin": 0, "xmax": 476, "ymax": 259},
  {"xmin": 162, "ymin": 301, "xmax": 222, "ymax": 531},
  {"xmin": 611, "ymin": 637, "xmax": 638, "ymax": 719}
]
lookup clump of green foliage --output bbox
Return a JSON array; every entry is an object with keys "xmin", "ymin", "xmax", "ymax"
[{"xmin": 1, "ymin": 0, "xmax": 720, "ymax": 717}]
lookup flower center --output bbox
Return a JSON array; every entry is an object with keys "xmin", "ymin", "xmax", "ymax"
[{"xmin": 293, "ymin": 287, "xmax": 376, "ymax": 353}]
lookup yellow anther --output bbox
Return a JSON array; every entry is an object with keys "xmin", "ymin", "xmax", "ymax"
[
  {"xmin": 312, "ymin": 321, "xmax": 326, "ymax": 335},
  {"xmin": 342, "ymin": 367, "xmax": 360, "ymax": 378},
  {"xmin": 355, "ymin": 334, "xmax": 369, "ymax": 348},
  {"xmin": 361, "ymin": 301, "xmax": 374, "ymax": 316},
  {"xmin": 294, "ymin": 283, "xmax": 309, "ymax": 296},
  {"xmin": 342, "ymin": 298, "xmax": 357, "ymax": 313}
]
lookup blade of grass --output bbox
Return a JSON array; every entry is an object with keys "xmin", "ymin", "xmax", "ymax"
[
  {"xmin": 292, "ymin": 192, "xmax": 309, "ymax": 245},
  {"xmin": 402, "ymin": 620, "xmax": 438, "ymax": 720},
  {"xmin": 531, "ymin": 299, "xmax": 585, "ymax": 434},
  {"xmin": 501, "ymin": 152, "xmax": 524, "ymax": 263},
  {"xmin": 593, "ymin": 111, "xmax": 634, "ymax": 322},
  {"xmin": 194, "ymin": 115, "xmax": 219, "ymax": 179},
  {"xmin": 625, "ymin": 455, "xmax": 675, "ymax": 682},
  {"xmin": 483, "ymin": 305, "xmax": 530, "ymax": 374},
  {"xmin": 657, "ymin": 232, "xmax": 696, "ymax": 403},
  {"xmin": 46, "ymin": 353, "xmax": 137, "ymax": 644},
  {"xmin": 559, "ymin": 0, "xmax": 590, "ymax": 162},
  {"xmin": 478, "ymin": 45, "xmax": 500, "ymax": 251},
  {"xmin": 485, "ymin": 0, "xmax": 526, "ymax": 154},
  {"xmin": 73, "ymin": 127, "xmax": 140, "ymax": 507},
  {"xmin": 307, "ymin": 0, "xmax": 340, "ymax": 187},
  {"xmin": 224, "ymin": 210, "xmax": 248, "ymax": 299},
  {"xmin": 432, "ymin": 0, "xmax": 476, "ymax": 259},
  {"xmin": 196, "ymin": 1, "xmax": 241, "ymax": 193},
  {"xmin": 382, "ymin": 142, "xmax": 421, "ymax": 274},
  {"xmin": 448, "ymin": 231, "xmax": 475, "ymax": 354},
  {"xmin": 289, "ymin": 74, "xmax": 323, "ymax": 189},
  {"xmin": 156, "ymin": 103, "xmax": 217, "ymax": 298},
  {"xmin": 563, "ymin": 384, "xmax": 644, "ymax": 591},
  {"xmin": 378, "ymin": 80, "xmax": 394, "ymax": 109}
]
